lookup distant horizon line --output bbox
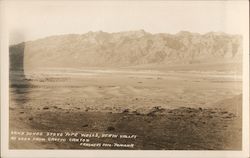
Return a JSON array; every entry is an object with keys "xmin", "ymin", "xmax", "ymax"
[{"xmin": 10, "ymin": 29, "xmax": 242, "ymax": 46}]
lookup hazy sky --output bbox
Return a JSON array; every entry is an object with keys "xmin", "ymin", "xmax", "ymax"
[{"xmin": 2, "ymin": 0, "xmax": 249, "ymax": 44}]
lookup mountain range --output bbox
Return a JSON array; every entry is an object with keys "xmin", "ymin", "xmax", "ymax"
[{"xmin": 9, "ymin": 30, "xmax": 242, "ymax": 70}]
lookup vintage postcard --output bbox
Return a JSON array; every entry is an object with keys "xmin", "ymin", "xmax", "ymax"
[{"xmin": 1, "ymin": 0, "xmax": 249, "ymax": 157}]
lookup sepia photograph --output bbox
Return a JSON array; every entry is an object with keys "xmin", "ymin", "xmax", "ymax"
[{"xmin": 1, "ymin": 0, "xmax": 249, "ymax": 157}]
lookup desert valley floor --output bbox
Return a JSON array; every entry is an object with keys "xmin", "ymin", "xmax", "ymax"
[{"xmin": 9, "ymin": 67, "xmax": 242, "ymax": 150}]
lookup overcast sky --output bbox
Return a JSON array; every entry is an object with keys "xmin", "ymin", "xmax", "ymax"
[{"xmin": 2, "ymin": 0, "xmax": 249, "ymax": 44}]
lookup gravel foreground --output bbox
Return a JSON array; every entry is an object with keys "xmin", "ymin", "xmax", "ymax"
[{"xmin": 9, "ymin": 105, "xmax": 241, "ymax": 150}]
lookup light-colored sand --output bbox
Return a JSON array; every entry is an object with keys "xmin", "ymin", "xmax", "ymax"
[{"xmin": 10, "ymin": 69, "xmax": 242, "ymax": 113}]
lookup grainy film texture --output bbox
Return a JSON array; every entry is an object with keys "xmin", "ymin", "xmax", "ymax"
[{"xmin": 8, "ymin": 2, "xmax": 243, "ymax": 150}]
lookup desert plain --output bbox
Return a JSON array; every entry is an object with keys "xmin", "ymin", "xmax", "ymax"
[{"xmin": 9, "ymin": 64, "xmax": 242, "ymax": 150}]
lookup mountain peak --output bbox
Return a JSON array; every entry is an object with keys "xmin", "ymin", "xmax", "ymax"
[{"xmin": 117, "ymin": 29, "xmax": 149, "ymax": 37}]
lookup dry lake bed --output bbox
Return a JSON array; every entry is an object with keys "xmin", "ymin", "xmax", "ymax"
[{"xmin": 9, "ymin": 68, "xmax": 242, "ymax": 150}]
